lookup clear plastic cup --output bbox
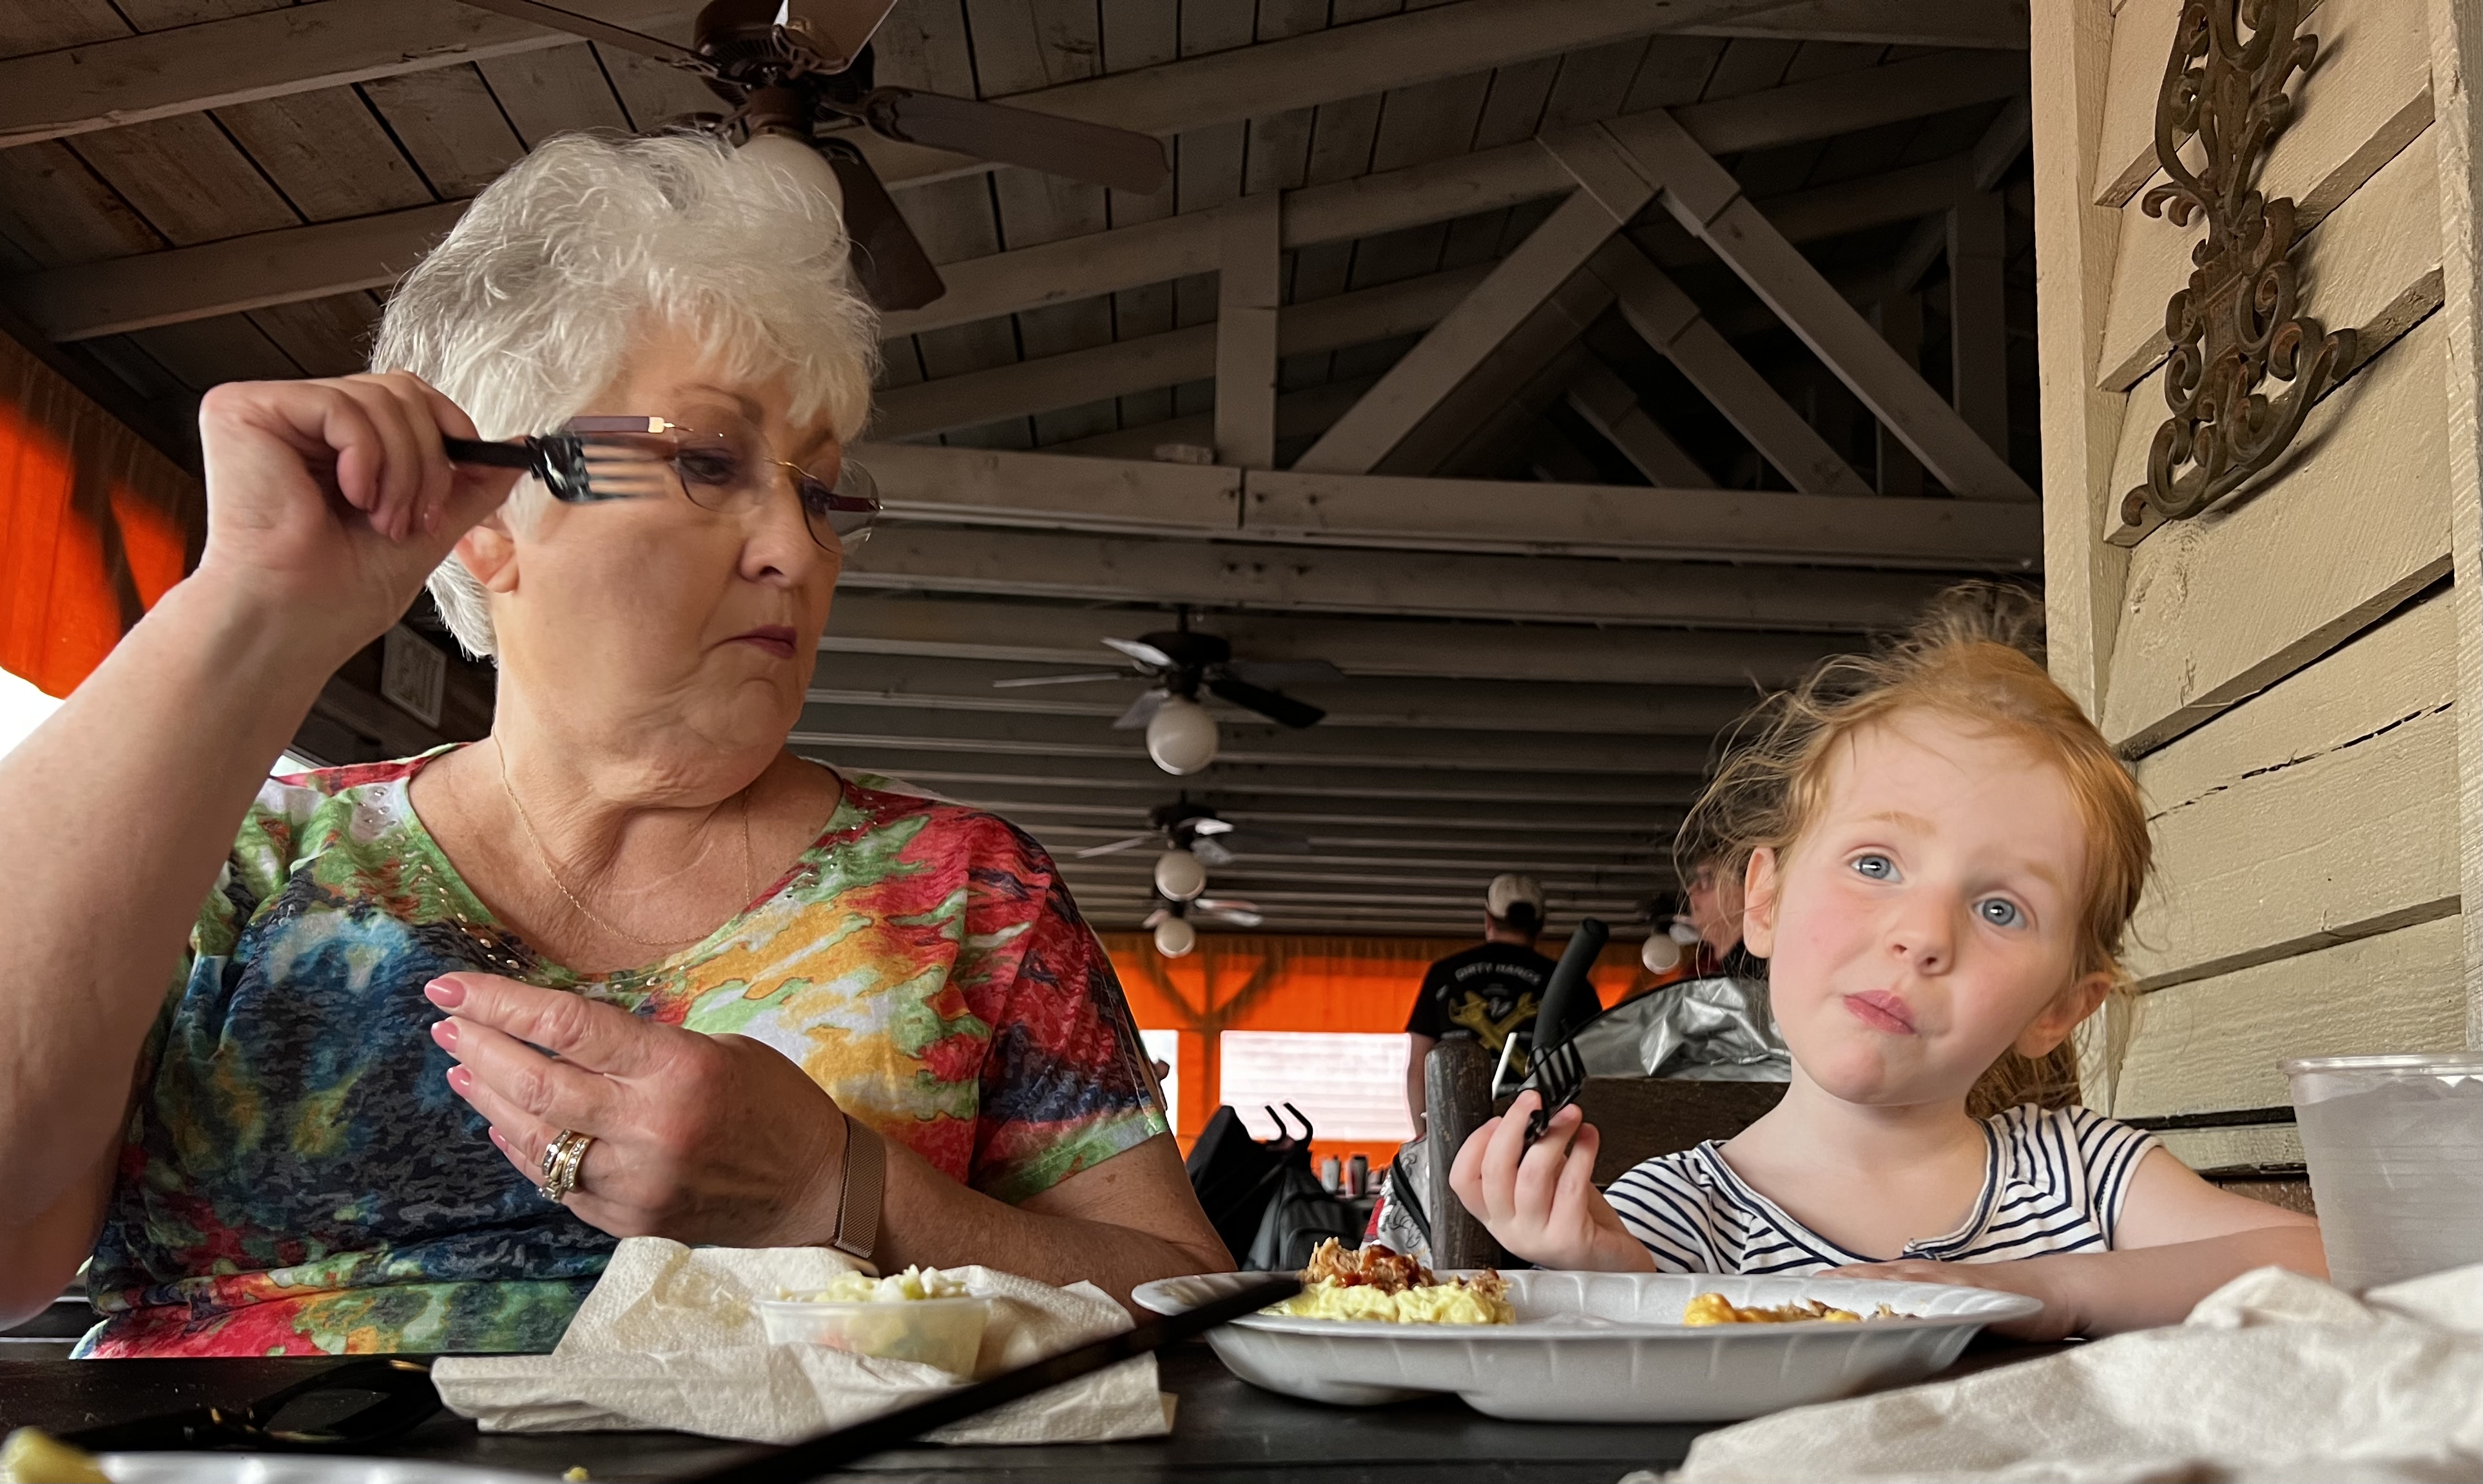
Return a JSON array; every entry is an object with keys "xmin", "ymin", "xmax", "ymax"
[
  {"xmin": 755, "ymin": 1296, "xmax": 990, "ymax": 1375},
  {"xmin": 2285, "ymin": 1052, "xmax": 2483, "ymax": 1291}
]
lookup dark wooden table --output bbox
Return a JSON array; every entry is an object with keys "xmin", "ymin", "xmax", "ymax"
[{"xmin": 0, "ymin": 1336, "xmax": 2063, "ymax": 1483}]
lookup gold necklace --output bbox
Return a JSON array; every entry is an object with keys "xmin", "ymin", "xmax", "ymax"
[{"xmin": 494, "ymin": 743, "xmax": 756, "ymax": 950}]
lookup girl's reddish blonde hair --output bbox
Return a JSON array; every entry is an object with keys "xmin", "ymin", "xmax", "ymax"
[{"xmin": 1679, "ymin": 584, "xmax": 2151, "ymax": 1114}]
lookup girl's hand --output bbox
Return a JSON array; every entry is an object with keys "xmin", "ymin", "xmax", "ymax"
[
  {"xmin": 1824, "ymin": 1257, "xmax": 2080, "ymax": 1341},
  {"xmin": 424, "ymin": 972, "xmax": 849, "ymax": 1248},
  {"xmin": 1449, "ymin": 1090, "xmax": 1653, "ymax": 1273},
  {"xmin": 193, "ymin": 374, "xmax": 517, "ymax": 658}
]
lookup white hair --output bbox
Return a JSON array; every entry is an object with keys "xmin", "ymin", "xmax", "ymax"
[{"xmin": 371, "ymin": 131, "xmax": 880, "ymax": 658}]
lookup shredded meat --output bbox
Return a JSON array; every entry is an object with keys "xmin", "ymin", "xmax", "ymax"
[{"xmin": 1298, "ymin": 1238, "xmax": 1507, "ymax": 1302}]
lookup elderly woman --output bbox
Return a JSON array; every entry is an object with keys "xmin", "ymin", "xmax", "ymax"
[{"xmin": 0, "ymin": 134, "xmax": 1226, "ymax": 1357}]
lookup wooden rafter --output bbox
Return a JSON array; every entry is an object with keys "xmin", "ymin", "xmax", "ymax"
[
  {"xmin": 1607, "ymin": 110, "xmax": 2039, "ymax": 501},
  {"xmin": 1564, "ymin": 359, "xmax": 1714, "ymax": 488},
  {"xmin": 5, "ymin": 50, "xmax": 2027, "ymax": 342},
  {"xmin": 1593, "ymin": 243, "xmax": 1874, "ymax": 497}
]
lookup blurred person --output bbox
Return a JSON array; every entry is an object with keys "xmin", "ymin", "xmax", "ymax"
[{"xmin": 1402, "ymin": 874, "xmax": 1558, "ymax": 1132}]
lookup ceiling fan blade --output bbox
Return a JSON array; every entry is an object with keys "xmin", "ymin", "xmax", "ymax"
[
  {"xmin": 456, "ymin": 0, "xmax": 717, "ymax": 72},
  {"xmin": 1206, "ymin": 674, "xmax": 1326, "ymax": 729},
  {"xmin": 815, "ymin": 140, "xmax": 947, "ymax": 311},
  {"xmin": 1217, "ymin": 827, "xmax": 1312, "ymax": 858},
  {"xmin": 1196, "ymin": 898, "xmax": 1264, "ymax": 927},
  {"xmin": 860, "ymin": 88, "xmax": 1169, "ymax": 193},
  {"xmin": 989, "ymin": 671, "xmax": 1128, "ymax": 689},
  {"xmin": 1101, "ymin": 635, "xmax": 1177, "ymax": 671},
  {"xmin": 1113, "ymin": 688, "xmax": 1170, "ymax": 731},
  {"xmin": 1072, "ymin": 833, "xmax": 1157, "ymax": 859},
  {"xmin": 1189, "ymin": 836, "xmax": 1237, "ymax": 869},
  {"xmin": 1222, "ymin": 658, "xmax": 1346, "ymax": 688},
  {"xmin": 1141, "ymin": 906, "xmax": 1171, "ymax": 930},
  {"xmin": 777, "ymin": 0, "xmax": 898, "ymax": 70}
]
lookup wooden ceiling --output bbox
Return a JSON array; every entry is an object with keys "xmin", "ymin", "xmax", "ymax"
[{"xmin": 0, "ymin": 0, "xmax": 2043, "ymax": 939}]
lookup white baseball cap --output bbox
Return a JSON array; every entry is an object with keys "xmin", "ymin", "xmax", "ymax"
[{"xmin": 1485, "ymin": 873, "xmax": 1545, "ymax": 919}]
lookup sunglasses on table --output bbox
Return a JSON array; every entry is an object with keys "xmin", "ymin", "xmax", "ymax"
[{"xmin": 443, "ymin": 416, "xmax": 879, "ymax": 551}]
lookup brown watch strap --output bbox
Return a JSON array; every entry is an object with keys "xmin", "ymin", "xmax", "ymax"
[{"xmin": 830, "ymin": 1112, "xmax": 884, "ymax": 1261}]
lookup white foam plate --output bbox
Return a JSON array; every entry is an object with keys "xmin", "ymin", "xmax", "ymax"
[
  {"xmin": 101, "ymin": 1458, "xmax": 544, "ymax": 1483},
  {"xmin": 1134, "ymin": 1269, "xmax": 2042, "ymax": 1422}
]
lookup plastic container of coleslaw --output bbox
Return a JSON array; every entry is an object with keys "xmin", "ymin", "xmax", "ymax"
[{"xmin": 755, "ymin": 1267, "xmax": 990, "ymax": 1376}]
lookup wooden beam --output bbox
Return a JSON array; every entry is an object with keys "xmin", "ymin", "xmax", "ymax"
[
  {"xmin": 1609, "ymin": 111, "xmax": 2039, "ymax": 501},
  {"xmin": 1047, "ymin": 377, "xmax": 1375, "ymax": 461},
  {"xmin": 0, "ymin": 0, "xmax": 1730, "ymax": 151},
  {"xmin": 1213, "ymin": 191, "xmax": 1280, "ymax": 469},
  {"xmin": 1565, "ymin": 359, "xmax": 1713, "ymax": 488},
  {"xmin": 1884, "ymin": 96, "xmax": 2036, "ymax": 296},
  {"xmin": 1295, "ymin": 131, "xmax": 1652, "ymax": 474},
  {"xmin": 803, "ymin": 652, "xmax": 1757, "ymax": 736},
  {"xmin": 11, "ymin": 50, "xmax": 2026, "ymax": 343},
  {"xmin": 792, "ymin": 705, "xmax": 1715, "ymax": 775},
  {"xmin": 916, "ymin": 785, "xmax": 1681, "ymax": 835},
  {"xmin": 869, "ymin": 266, "xmax": 1483, "ymax": 439},
  {"xmin": 0, "ymin": 0, "xmax": 684, "ymax": 149},
  {"xmin": 853, "ymin": 441, "xmax": 2036, "ymax": 567},
  {"xmin": 1594, "ymin": 243, "xmax": 1874, "ymax": 497},
  {"xmin": 1948, "ymin": 190, "xmax": 2011, "ymax": 456},
  {"xmin": 1683, "ymin": 0, "xmax": 2030, "ymax": 48},
  {"xmin": 794, "ymin": 746, "xmax": 1708, "ymax": 807},
  {"xmin": 1389, "ymin": 273, "xmax": 1611, "ymax": 477},
  {"xmin": 839, "ymin": 525, "xmax": 1951, "ymax": 628},
  {"xmin": 1244, "ymin": 465, "xmax": 2037, "ymax": 568}
]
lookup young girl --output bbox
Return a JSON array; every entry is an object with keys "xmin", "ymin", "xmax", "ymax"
[{"xmin": 1450, "ymin": 593, "xmax": 2324, "ymax": 1340}]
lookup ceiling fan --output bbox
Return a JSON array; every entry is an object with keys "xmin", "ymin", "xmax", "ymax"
[
  {"xmin": 1075, "ymin": 802, "xmax": 1312, "ymax": 868},
  {"xmin": 994, "ymin": 618, "xmax": 1344, "ymax": 775},
  {"xmin": 454, "ymin": 0, "xmax": 1170, "ymax": 309},
  {"xmin": 1142, "ymin": 894, "xmax": 1266, "ymax": 958}
]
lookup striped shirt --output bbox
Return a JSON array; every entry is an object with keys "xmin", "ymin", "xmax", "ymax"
[{"xmin": 1605, "ymin": 1104, "xmax": 2161, "ymax": 1273}]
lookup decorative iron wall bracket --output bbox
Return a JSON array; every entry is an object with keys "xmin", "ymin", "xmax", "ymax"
[{"xmin": 2109, "ymin": 0, "xmax": 2357, "ymax": 548}]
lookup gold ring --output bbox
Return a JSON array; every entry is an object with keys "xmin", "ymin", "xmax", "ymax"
[{"xmin": 536, "ymin": 1129, "xmax": 594, "ymax": 1202}]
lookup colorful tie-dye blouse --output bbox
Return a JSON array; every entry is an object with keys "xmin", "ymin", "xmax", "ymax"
[{"xmin": 81, "ymin": 749, "xmax": 1167, "ymax": 1357}]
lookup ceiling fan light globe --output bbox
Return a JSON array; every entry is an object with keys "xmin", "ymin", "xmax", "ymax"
[
  {"xmin": 1145, "ymin": 696, "xmax": 1219, "ymax": 775},
  {"xmin": 1641, "ymin": 935, "xmax": 1683, "ymax": 974},
  {"xmin": 1154, "ymin": 917, "xmax": 1198, "ymax": 958},
  {"xmin": 1154, "ymin": 848, "xmax": 1208, "ymax": 903}
]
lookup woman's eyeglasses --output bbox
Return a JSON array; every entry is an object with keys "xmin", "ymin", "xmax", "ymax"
[{"xmin": 443, "ymin": 416, "xmax": 879, "ymax": 552}]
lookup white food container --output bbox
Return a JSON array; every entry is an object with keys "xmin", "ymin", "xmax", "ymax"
[
  {"xmin": 755, "ymin": 1295, "xmax": 991, "ymax": 1376},
  {"xmin": 1134, "ymin": 1269, "xmax": 2040, "ymax": 1423},
  {"xmin": 2286, "ymin": 1050, "xmax": 2483, "ymax": 1291}
]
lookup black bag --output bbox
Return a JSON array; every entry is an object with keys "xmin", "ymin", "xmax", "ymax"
[
  {"xmin": 1184, "ymin": 1103, "xmax": 1314, "ymax": 1262},
  {"xmin": 1246, "ymin": 1161, "xmax": 1364, "ymax": 1272}
]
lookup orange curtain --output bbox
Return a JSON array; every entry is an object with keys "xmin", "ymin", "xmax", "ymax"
[
  {"xmin": 1, "ymin": 332, "xmax": 202, "ymax": 697},
  {"xmin": 1101, "ymin": 931, "xmax": 1646, "ymax": 1160}
]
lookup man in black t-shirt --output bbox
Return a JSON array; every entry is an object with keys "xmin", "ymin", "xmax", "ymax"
[{"xmin": 1404, "ymin": 874, "xmax": 1558, "ymax": 1133}]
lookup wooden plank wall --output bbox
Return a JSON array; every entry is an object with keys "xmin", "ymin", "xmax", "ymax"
[{"xmin": 2032, "ymin": 0, "xmax": 2478, "ymax": 1178}]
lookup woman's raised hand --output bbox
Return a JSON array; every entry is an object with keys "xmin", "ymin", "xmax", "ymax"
[
  {"xmin": 423, "ymin": 972, "xmax": 850, "ymax": 1248},
  {"xmin": 195, "ymin": 374, "xmax": 518, "ymax": 655},
  {"xmin": 1447, "ymin": 1090, "xmax": 1654, "ymax": 1273}
]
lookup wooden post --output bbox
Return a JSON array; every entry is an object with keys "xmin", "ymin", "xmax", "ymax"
[
  {"xmin": 1947, "ymin": 189, "xmax": 2011, "ymax": 456},
  {"xmin": 1422, "ymin": 1037, "xmax": 1506, "ymax": 1269},
  {"xmin": 2028, "ymin": 0, "xmax": 2131, "ymax": 1104},
  {"xmin": 1871, "ymin": 293, "xmax": 1926, "ymax": 496},
  {"xmin": 1214, "ymin": 191, "xmax": 1281, "ymax": 469},
  {"xmin": 2426, "ymin": 0, "xmax": 2483, "ymax": 1036}
]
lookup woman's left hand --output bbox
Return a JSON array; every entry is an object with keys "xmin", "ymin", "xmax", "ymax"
[
  {"xmin": 1822, "ymin": 1257, "xmax": 2082, "ymax": 1342},
  {"xmin": 425, "ymin": 972, "xmax": 849, "ymax": 1246}
]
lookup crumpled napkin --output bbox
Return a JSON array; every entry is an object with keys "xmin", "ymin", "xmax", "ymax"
[
  {"xmin": 430, "ymin": 1238, "xmax": 1170, "ymax": 1445},
  {"xmin": 1630, "ymin": 1264, "xmax": 2482, "ymax": 1484}
]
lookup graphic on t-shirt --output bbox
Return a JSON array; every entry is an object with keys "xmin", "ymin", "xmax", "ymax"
[{"xmin": 1449, "ymin": 990, "xmax": 1539, "ymax": 1051}]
